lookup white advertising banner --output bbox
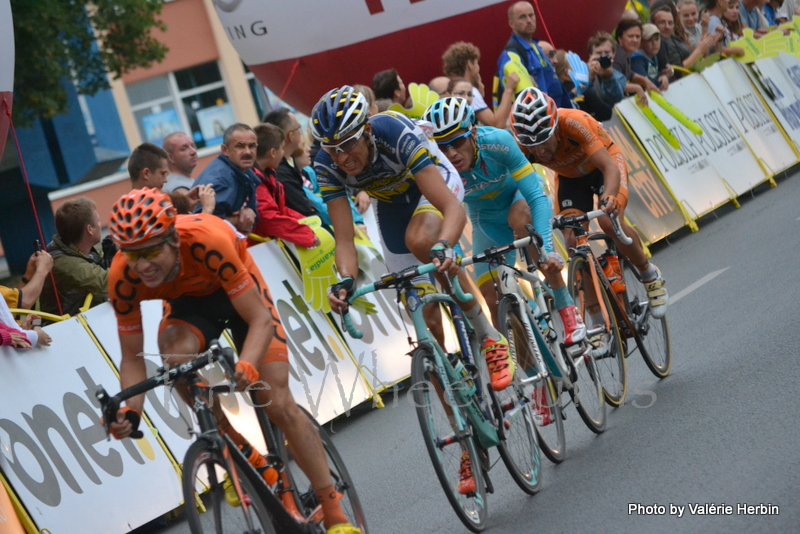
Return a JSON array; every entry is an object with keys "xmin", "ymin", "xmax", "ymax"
[
  {"xmin": 703, "ymin": 58, "xmax": 797, "ymax": 175},
  {"xmin": 0, "ymin": 318, "xmax": 182, "ymax": 534},
  {"xmin": 616, "ymin": 87, "xmax": 731, "ymax": 217},
  {"xmin": 247, "ymin": 241, "xmax": 372, "ymax": 422},
  {"xmin": 212, "ymin": 0, "xmax": 504, "ymax": 64},
  {"xmin": 746, "ymin": 53, "xmax": 800, "ymax": 150}
]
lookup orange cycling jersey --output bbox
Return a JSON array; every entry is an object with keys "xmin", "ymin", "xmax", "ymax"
[
  {"xmin": 545, "ymin": 109, "xmax": 621, "ymax": 179},
  {"xmin": 109, "ymin": 214, "xmax": 272, "ymax": 335}
]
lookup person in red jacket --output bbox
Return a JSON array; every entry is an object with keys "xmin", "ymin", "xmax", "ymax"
[{"xmin": 250, "ymin": 123, "xmax": 320, "ymax": 248}]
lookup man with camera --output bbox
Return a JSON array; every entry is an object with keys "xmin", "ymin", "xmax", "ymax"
[{"xmin": 579, "ymin": 31, "xmax": 629, "ymax": 121}]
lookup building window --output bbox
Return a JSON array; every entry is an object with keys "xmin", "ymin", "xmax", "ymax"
[{"xmin": 127, "ymin": 61, "xmax": 235, "ymax": 149}]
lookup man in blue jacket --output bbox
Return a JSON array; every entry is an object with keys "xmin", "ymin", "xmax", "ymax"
[
  {"xmin": 193, "ymin": 123, "xmax": 260, "ymax": 234},
  {"xmin": 495, "ymin": 1, "xmax": 573, "ymax": 109}
]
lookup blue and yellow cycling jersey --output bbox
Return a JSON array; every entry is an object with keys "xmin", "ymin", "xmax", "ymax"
[
  {"xmin": 461, "ymin": 126, "xmax": 554, "ymax": 255},
  {"xmin": 315, "ymin": 112, "xmax": 441, "ymax": 203}
]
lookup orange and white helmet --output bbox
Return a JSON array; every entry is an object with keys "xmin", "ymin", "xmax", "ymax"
[
  {"xmin": 109, "ymin": 188, "xmax": 177, "ymax": 247},
  {"xmin": 509, "ymin": 87, "xmax": 558, "ymax": 146}
]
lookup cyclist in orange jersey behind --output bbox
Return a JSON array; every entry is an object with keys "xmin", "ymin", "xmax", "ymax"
[
  {"xmin": 509, "ymin": 87, "xmax": 668, "ymax": 356},
  {"xmin": 105, "ymin": 188, "xmax": 361, "ymax": 534}
]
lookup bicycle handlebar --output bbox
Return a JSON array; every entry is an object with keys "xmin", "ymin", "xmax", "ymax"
[
  {"xmin": 96, "ymin": 340, "xmax": 236, "ymax": 439},
  {"xmin": 460, "ymin": 225, "xmax": 549, "ymax": 268},
  {"xmin": 340, "ymin": 261, "xmax": 472, "ymax": 339},
  {"xmin": 552, "ymin": 210, "xmax": 633, "ymax": 245}
]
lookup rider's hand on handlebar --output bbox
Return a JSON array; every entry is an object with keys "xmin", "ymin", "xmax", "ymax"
[
  {"xmin": 600, "ymin": 195, "xmax": 619, "ymax": 216},
  {"xmin": 234, "ymin": 360, "xmax": 259, "ymax": 391},
  {"xmin": 429, "ymin": 241, "xmax": 460, "ymax": 277},
  {"xmin": 538, "ymin": 253, "xmax": 564, "ymax": 276},
  {"xmin": 328, "ymin": 276, "xmax": 355, "ymax": 314},
  {"xmin": 106, "ymin": 406, "xmax": 143, "ymax": 440}
]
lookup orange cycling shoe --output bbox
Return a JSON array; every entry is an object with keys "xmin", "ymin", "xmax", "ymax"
[
  {"xmin": 458, "ymin": 452, "xmax": 476, "ymax": 495},
  {"xmin": 482, "ymin": 334, "xmax": 514, "ymax": 391}
]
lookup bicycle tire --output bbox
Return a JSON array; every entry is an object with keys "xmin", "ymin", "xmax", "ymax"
[
  {"xmin": 497, "ymin": 296, "xmax": 565, "ymax": 465},
  {"xmin": 182, "ymin": 438, "xmax": 277, "ymax": 534},
  {"xmin": 411, "ymin": 346, "xmax": 488, "ymax": 533},
  {"xmin": 276, "ymin": 407, "xmax": 368, "ymax": 533},
  {"xmin": 568, "ymin": 255, "xmax": 627, "ymax": 407},
  {"xmin": 620, "ymin": 258, "xmax": 672, "ymax": 378}
]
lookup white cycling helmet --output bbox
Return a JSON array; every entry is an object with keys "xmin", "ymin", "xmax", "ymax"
[
  {"xmin": 509, "ymin": 87, "xmax": 558, "ymax": 146},
  {"xmin": 423, "ymin": 97, "xmax": 476, "ymax": 140}
]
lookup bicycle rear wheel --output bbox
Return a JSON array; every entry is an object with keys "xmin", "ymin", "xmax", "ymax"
[
  {"xmin": 568, "ymin": 255, "xmax": 627, "ymax": 407},
  {"xmin": 411, "ymin": 346, "xmax": 488, "ymax": 533},
  {"xmin": 497, "ymin": 296, "xmax": 565, "ymax": 465},
  {"xmin": 270, "ymin": 407, "xmax": 368, "ymax": 533},
  {"xmin": 621, "ymin": 258, "xmax": 672, "ymax": 378},
  {"xmin": 183, "ymin": 438, "xmax": 276, "ymax": 534}
]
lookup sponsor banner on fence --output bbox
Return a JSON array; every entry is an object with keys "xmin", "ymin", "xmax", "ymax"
[
  {"xmin": 0, "ymin": 318, "xmax": 182, "ymax": 534},
  {"xmin": 247, "ymin": 241, "xmax": 372, "ymax": 422},
  {"xmin": 615, "ymin": 72, "xmax": 765, "ymax": 216},
  {"xmin": 604, "ymin": 112, "xmax": 687, "ymax": 243},
  {"xmin": 703, "ymin": 58, "xmax": 798, "ymax": 175},
  {"xmin": 746, "ymin": 52, "xmax": 800, "ymax": 150}
]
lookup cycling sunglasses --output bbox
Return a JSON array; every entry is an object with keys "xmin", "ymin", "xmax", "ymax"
[
  {"xmin": 437, "ymin": 129, "xmax": 472, "ymax": 152},
  {"xmin": 321, "ymin": 125, "xmax": 367, "ymax": 154},
  {"xmin": 120, "ymin": 235, "xmax": 173, "ymax": 262},
  {"xmin": 513, "ymin": 131, "xmax": 548, "ymax": 147}
]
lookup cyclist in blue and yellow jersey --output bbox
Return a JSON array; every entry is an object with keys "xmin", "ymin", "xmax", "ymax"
[
  {"xmin": 423, "ymin": 97, "xmax": 585, "ymax": 346},
  {"xmin": 313, "ymin": 86, "xmax": 516, "ymax": 395}
]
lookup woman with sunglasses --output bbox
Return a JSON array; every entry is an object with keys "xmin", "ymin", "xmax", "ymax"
[
  {"xmin": 509, "ymin": 88, "xmax": 669, "ymax": 349},
  {"xmin": 423, "ymin": 97, "xmax": 585, "ymax": 346},
  {"xmin": 314, "ymin": 85, "xmax": 517, "ymax": 395}
]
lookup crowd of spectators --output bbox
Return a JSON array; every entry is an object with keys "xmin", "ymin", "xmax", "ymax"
[{"xmin": 3, "ymin": 0, "xmax": 796, "ymax": 340}]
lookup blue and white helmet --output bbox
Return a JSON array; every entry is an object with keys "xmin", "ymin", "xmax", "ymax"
[
  {"xmin": 310, "ymin": 85, "xmax": 370, "ymax": 143},
  {"xmin": 423, "ymin": 97, "xmax": 476, "ymax": 140}
]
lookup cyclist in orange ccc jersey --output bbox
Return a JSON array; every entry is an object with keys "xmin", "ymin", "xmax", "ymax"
[
  {"xmin": 509, "ymin": 88, "xmax": 668, "ymax": 354},
  {"xmin": 105, "ymin": 188, "xmax": 361, "ymax": 534}
]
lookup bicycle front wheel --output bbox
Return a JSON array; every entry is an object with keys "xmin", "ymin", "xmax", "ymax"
[
  {"xmin": 182, "ymin": 438, "xmax": 276, "ymax": 534},
  {"xmin": 621, "ymin": 258, "xmax": 672, "ymax": 378},
  {"xmin": 497, "ymin": 296, "xmax": 565, "ymax": 465},
  {"xmin": 568, "ymin": 255, "xmax": 627, "ymax": 407},
  {"xmin": 411, "ymin": 347, "xmax": 488, "ymax": 532},
  {"xmin": 277, "ymin": 406, "xmax": 368, "ymax": 532}
]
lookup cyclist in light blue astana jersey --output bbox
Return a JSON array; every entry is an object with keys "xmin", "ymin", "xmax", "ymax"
[
  {"xmin": 313, "ymin": 86, "xmax": 516, "ymax": 393},
  {"xmin": 423, "ymin": 97, "xmax": 585, "ymax": 346}
]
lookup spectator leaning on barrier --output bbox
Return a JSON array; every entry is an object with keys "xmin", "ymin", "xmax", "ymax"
[
  {"xmin": 0, "ymin": 294, "xmax": 50, "ymax": 348},
  {"xmin": 128, "ymin": 143, "xmax": 170, "ymax": 190},
  {"xmin": 250, "ymin": 123, "xmax": 319, "ymax": 248},
  {"xmin": 579, "ymin": 32, "xmax": 628, "ymax": 121},
  {"xmin": 703, "ymin": 0, "xmax": 747, "ymax": 56},
  {"xmin": 39, "ymin": 197, "xmax": 108, "ymax": 317},
  {"xmin": 193, "ymin": 123, "xmax": 259, "ymax": 234},
  {"xmin": 162, "ymin": 132, "xmax": 198, "ymax": 194},
  {"xmin": 631, "ymin": 24, "xmax": 669, "ymax": 91},
  {"xmin": 263, "ymin": 108, "xmax": 320, "ymax": 218},
  {"xmin": 614, "ymin": 18, "xmax": 659, "ymax": 103}
]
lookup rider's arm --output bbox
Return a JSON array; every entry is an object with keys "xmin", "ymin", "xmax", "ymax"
[
  {"xmin": 515, "ymin": 167, "xmax": 555, "ymax": 254},
  {"xmin": 415, "ymin": 165, "xmax": 466, "ymax": 248},
  {"xmin": 230, "ymin": 285, "xmax": 273, "ymax": 371},
  {"xmin": 328, "ymin": 196, "xmax": 358, "ymax": 279},
  {"xmin": 589, "ymin": 147, "xmax": 622, "ymax": 201},
  {"xmin": 119, "ymin": 332, "xmax": 147, "ymax": 412}
]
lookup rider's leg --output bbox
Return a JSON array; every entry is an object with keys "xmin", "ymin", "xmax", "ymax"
[{"xmin": 256, "ymin": 360, "xmax": 350, "ymax": 530}]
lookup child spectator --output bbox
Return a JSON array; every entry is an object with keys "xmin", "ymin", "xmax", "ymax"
[
  {"xmin": 0, "ymin": 294, "xmax": 50, "ymax": 348},
  {"xmin": 632, "ymin": 24, "xmax": 669, "ymax": 90},
  {"xmin": 724, "ymin": 0, "xmax": 745, "ymax": 39},
  {"xmin": 250, "ymin": 123, "xmax": 319, "ymax": 248},
  {"xmin": 703, "ymin": 0, "xmax": 746, "ymax": 56},
  {"xmin": 678, "ymin": 0, "xmax": 707, "ymax": 48}
]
